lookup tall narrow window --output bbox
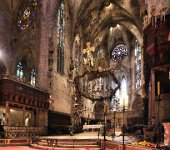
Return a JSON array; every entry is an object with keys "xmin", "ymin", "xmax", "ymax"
[
  {"xmin": 111, "ymin": 67, "xmax": 128, "ymax": 111},
  {"xmin": 16, "ymin": 62, "xmax": 24, "ymax": 79},
  {"xmin": 31, "ymin": 68, "xmax": 36, "ymax": 86},
  {"xmin": 74, "ymin": 35, "xmax": 81, "ymax": 71},
  {"xmin": 135, "ymin": 40, "xmax": 141, "ymax": 90},
  {"xmin": 56, "ymin": 1, "xmax": 65, "ymax": 74},
  {"xmin": 111, "ymin": 77, "xmax": 128, "ymax": 110}
]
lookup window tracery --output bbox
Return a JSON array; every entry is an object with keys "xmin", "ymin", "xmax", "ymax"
[
  {"xmin": 31, "ymin": 68, "xmax": 36, "ymax": 86},
  {"xmin": 74, "ymin": 36, "xmax": 81, "ymax": 71},
  {"xmin": 16, "ymin": 62, "xmax": 24, "ymax": 79},
  {"xmin": 56, "ymin": 1, "xmax": 65, "ymax": 74},
  {"xmin": 111, "ymin": 44, "xmax": 128, "ymax": 61},
  {"xmin": 17, "ymin": 0, "xmax": 38, "ymax": 31},
  {"xmin": 135, "ymin": 40, "xmax": 141, "ymax": 90},
  {"xmin": 97, "ymin": 48, "xmax": 104, "ymax": 58}
]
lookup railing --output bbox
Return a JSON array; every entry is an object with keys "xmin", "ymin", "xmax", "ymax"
[
  {"xmin": 34, "ymin": 138, "xmax": 101, "ymax": 149},
  {"xmin": 3, "ymin": 126, "xmax": 46, "ymax": 138}
]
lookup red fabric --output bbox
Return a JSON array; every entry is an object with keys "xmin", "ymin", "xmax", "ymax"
[{"xmin": 0, "ymin": 146, "xmax": 38, "ymax": 150}]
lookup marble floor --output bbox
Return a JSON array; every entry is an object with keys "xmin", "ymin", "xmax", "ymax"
[
  {"xmin": 0, "ymin": 132, "xmax": 139, "ymax": 150},
  {"xmin": 39, "ymin": 131, "xmax": 137, "ymax": 144}
]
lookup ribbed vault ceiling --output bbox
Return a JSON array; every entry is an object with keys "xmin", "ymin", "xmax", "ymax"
[{"xmin": 68, "ymin": 0, "xmax": 143, "ymax": 52}]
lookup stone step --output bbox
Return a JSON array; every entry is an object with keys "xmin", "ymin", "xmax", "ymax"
[
  {"xmin": 38, "ymin": 139, "xmax": 100, "ymax": 146},
  {"xmin": 31, "ymin": 143, "xmax": 101, "ymax": 150},
  {"xmin": 56, "ymin": 141, "xmax": 98, "ymax": 145},
  {"xmin": 57, "ymin": 144, "xmax": 100, "ymax": 148},
  {"xmin": 37, "ymin": 141, "xmax": 100, "ymax": 148}
]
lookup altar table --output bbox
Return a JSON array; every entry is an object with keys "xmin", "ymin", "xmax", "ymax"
[{"xmin": 83, "ymin": 124, "xmax": 103, "ymax": 131}]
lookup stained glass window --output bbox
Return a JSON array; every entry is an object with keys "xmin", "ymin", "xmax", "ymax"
[
  {"xmin": 31, "ymin": 68, "xmax": 36, "ymax": 86},
  {"xmin": 111, "ymin": 92, "xmax": 119, "ymax": 111},
  {"xmin": 56, "ymin": 1, "xmax": 65, "ymax": 74},
  {"xmin": 111, "ymin": 44, "xmax": 128, "ymax": 61},
  {"xmin": 74, "ymin": 37, "xmax": 81, "ymax": 71},
  {"xmin": 16, "ymin": 62, "xmax": 24, "ymax": 78},
  {"xmin": 135, "ymin": 40, "xmax": 141, "ymax": 90},
  {"xmin": 97, "ymin": 48, "xmax": 104, "ymax": 58},
  {"xmin": 111, "ymin": 68, "xmax": 128, "ymax": 111},
  {"xmin": 17, "ymin": 0, "xmax": 38, "ymax": 31}
]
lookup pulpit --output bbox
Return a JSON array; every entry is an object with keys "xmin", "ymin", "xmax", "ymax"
[{"xmin": 163, "ymin": 122, "xmax": 170, "ymax": 148}]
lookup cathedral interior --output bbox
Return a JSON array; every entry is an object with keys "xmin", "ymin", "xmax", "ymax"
[{"xmin": 0, "ymin": 0, "xmax": 170, "ymax": 149}]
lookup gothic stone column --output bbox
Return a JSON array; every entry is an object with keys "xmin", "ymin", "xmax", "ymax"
[{"xmin": 36, "ymin": 0, "xmax": 51, "ymax": 90}]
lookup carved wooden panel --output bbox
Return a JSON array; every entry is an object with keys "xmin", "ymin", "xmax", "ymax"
[
  {"xmin": 0, "ymin": 78, "xmax": 49, "ymax": 109},
  {"xmin": 143, "ymin": 14, "xmax": 170, "ymax": 94}
]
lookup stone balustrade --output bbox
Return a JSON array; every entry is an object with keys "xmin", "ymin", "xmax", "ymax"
[{"xmin": 3, "ymin": 126, "xmax": 46, "ymax": 138}]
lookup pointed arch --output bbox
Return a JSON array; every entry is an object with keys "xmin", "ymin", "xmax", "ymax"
[{"xmin": 15, "ymin": 50, "xmax": 36, "ymax": 84}]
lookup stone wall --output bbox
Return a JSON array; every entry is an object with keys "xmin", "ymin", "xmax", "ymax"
[
  {"xmin": 0, "ymin": 1, "xmax": 13, "ymax": 72},
  {"xmin": 0, "ymin": 0, "xmax": 145, "ymax": 123},
  {"xmin": 48, "ymin": 0, "xmax": 72, "ymax": 114}
]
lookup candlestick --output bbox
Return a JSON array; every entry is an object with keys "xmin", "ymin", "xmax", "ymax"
[
  {"xmin": 157, "ymin": 81, "xmax": 160, "ymax": 96},
  {"xmin": 123, "ymin": 98, "xmax": 125, "ymax": 108},
  {"xmin": 104, "ymin": 105, "xmax": 107, "ymax": 113}
]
